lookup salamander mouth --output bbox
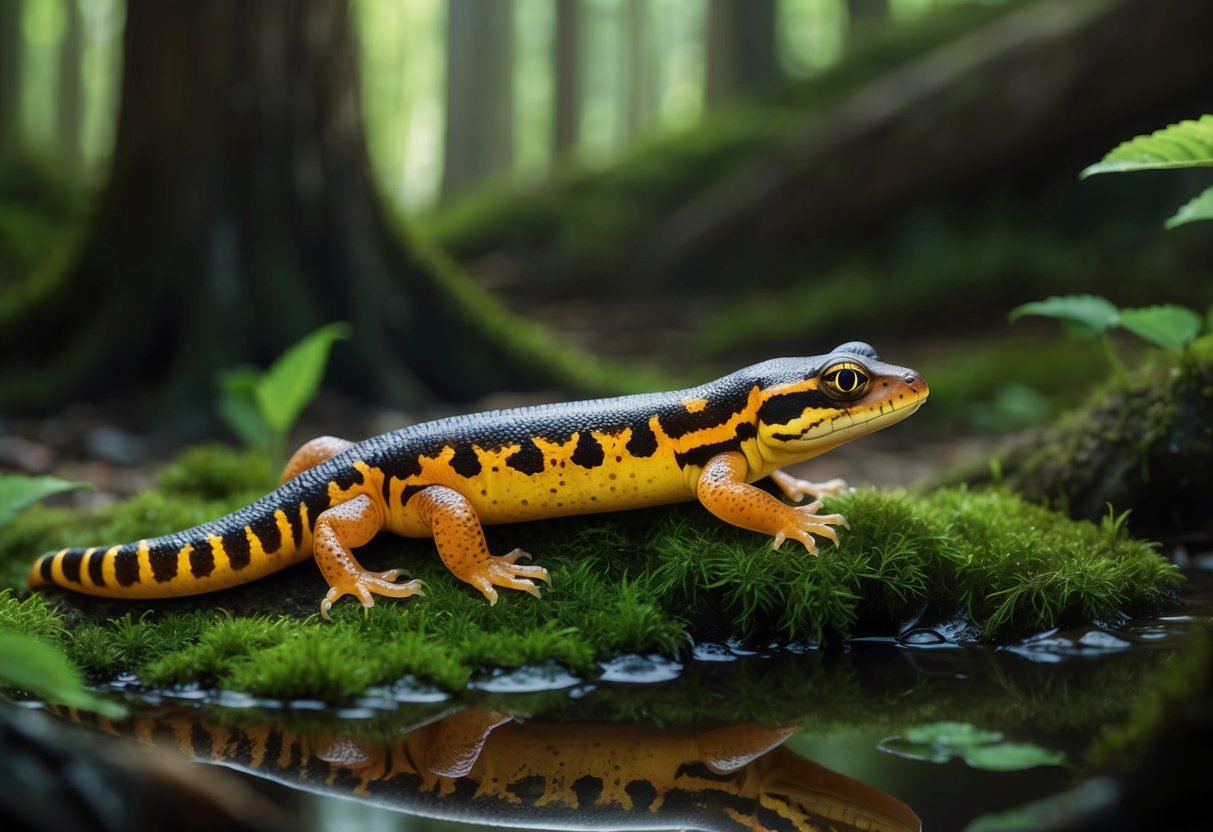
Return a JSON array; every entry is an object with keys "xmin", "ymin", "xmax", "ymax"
[{"xmin": 775, "ymin": 386, "xmax": 927, "ymax": 453}]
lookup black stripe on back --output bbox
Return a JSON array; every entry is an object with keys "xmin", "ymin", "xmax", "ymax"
[
  {"xmin": 87, "ymin": 549, "xmax": 106, "ymax": 587},
  {"xmin": 148, "ymin": 541, "xmax": 179, "ymax": 583},
  {"xmin": 571, "ymin": 432, "xmax": 605, "ymax": 469},
  {"xmin": 60, "ymin": 550, "xmax": 84, "ymax": 584},
  {"xmin": 286, "ymin": 505, "xmax": 304, "ymax": 549},
  {"xmin": 626, "ymin": 421, "xmax": 658, "ymax": 458},
  {"xmin": 758, "ymin": 389, "xmax": 833, "ymax": 427},
  {"xmin": 114, "ymin": 545, "xmax": 140, "ymax": 587},
  {"xmin": 449, "ymin": 443, "xmax": 482, "ymax": 477},
  {"xmin": 674, "ymin": 422, "xmax": 758, "ymax": 470},
  {"xmin": 248, "ymin": 512, "xmax": 282, "ymax": 555},
  {"xmin": 40, "ymin": 554, "xmax": 56, "ymax": 583},
  {"xmin": 224, "ymin": 529, "xmax": 252, "ymax": 570},
  {"xmin": 190, "ymin": 539, "xmax": 216, "ymax": 578},
  {"xmin": 506, "ymin": 439, "xmax": 545, "ymax": 475}
]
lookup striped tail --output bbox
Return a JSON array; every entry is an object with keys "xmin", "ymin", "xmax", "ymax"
[{"xmin": 26, "ymin": 483, "xmax": 329, "ymax": 600}]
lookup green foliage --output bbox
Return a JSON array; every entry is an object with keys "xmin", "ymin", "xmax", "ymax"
[
  {"xmin": 1166, "ymin": 185, "xmax": 1213, "ymax": 229},
  {"xmin": 0, "ymin": 474, "xmax": 89, "ymax": 527},
  {"xmin": 1081, "ymin": 115, "xmax": 1213, "ymax": 177},
  {"xmin": 880, "ymin": 721, "xmax": 1065, "ymax": 771},
  {"xmin": 218, "ymin": 322, "xmax": 350, "ymax": 464},
  {"xmin": 0, "ymin": 631, "xmax": 124, "ymax": 717},
  {"xmin": 1117, "ymin": 305, "xmax": 1203, "ymax": 353},
  {"xmin": 1008, "ymin": 294, "xmax": 1119, "ymax": 340}
]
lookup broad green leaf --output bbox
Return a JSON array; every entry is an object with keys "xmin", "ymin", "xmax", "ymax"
[
  {"xmin": 254, "ymin": 322, "xmax": 350, "ymax": 435},
  {"xmin": 1117, "ymin": 305, "xmax": 1203, "ymax": 352},
  {"xmin": 1008, "ymin": 295, "xmax": 1119, "ymax": 339},
  {"xmin": 1165, "ymin": 185, "xmax": 1213, "ymax": 229},
  {"xmin": 876, "ymin": 736, "xmax": 953, "ymax": 763},
  {"xmin": 962, "ymin": 741, "xmax": 1065, "ymax": 771},
  {"xmin": 0, "ymin": 632, "xmax": 125, "ymax": 718},
  {"xmin": 1081, "ymin": 114, "xmax": 1213, "ymax": 177},
  {"xmin": 218, "ymin": 366, "xmax": 276, "ymax": 455},
  {"xmin": 904, "ymin": 721, "xmax": 1003, "ymax": 748},
  {"xmin": 0, "ymin": 475, "xmax": 90, "ymax": 527}
]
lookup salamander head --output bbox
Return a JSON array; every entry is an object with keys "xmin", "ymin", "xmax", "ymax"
[{"xmin": 753, "ymin": 342, "xmax": 929, "ymax": 465}]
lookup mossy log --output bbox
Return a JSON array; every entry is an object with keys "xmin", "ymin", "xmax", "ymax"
[{"xmin": 973, "ymin": 358, "xmax": 1213, "ymax": 542}]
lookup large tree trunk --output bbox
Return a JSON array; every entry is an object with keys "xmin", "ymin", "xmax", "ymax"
[
  {"xmin": 441, "ymin": 0, "xmax": 515, "ymax": 199},
  {"xmin": 0, "ymin": 0, "xmax": 602, "ymax": 419},
  {"xmin": 0, "ymin": 0, "xmax": 21, "ymax": 155},
  {"xmin": 846, "ymin": 0, "xmax": 888, "ymax": 47},
  {"xmin": 551, "ymin": 0, "xmax": 581, "ymax": 159},
  {"xmin": 56, "ymin": 0, "xmax": 85, "ymax": 175},
  {"xmin": 705, "ymin": 0, "xmax": 780, "ymax": 105}
]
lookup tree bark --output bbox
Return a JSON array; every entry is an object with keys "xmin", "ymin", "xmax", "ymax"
[
  {"xmin": 441, "ymin": 0, "xmax": 515, "ymax": 199},
  {"xmin": 0, "ymin": 0, "xmax": 601, "ymax": 418},
  {"xmin": 0, "ymin": 0, "xmax": 22, "ymax": 155},
  {"xmin": 56, "ymin": 0, "xmax": 85, "ymax": 175},
  {"xmin": 551, "ymin": 0, "xmax": 581, "ymax": 158},
  {"xmin": 705, "ymin": 0, "xmax": 780, "ymax": 105}
]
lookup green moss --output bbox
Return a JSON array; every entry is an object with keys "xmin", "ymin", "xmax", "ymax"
[{"xmin": 0, "ymin": 446, "xmax": 1181, "ymax": 699}]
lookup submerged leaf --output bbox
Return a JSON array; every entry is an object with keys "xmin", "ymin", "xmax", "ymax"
[
  {"xmin": 1008, "ymin": 295, "xmax": 1119, "ymax": 339},
  {"xmin": 1117, "ymin": 305, "xmax": 1203, "ymax": 352},
  {"xmin": 1081, "ymin": 115, "xmax": 1213, "ymax": 177},
  {"xmin": 0, "ymin": 475, "xmax": 90, "ymax": 527},
  {"xmin": 962, "ymin": 742, "xmax": 1065, "ymax": 771},
  {"xmin": 1165, "ymin": 185, "xmax": 1213, "ymax": 229},
  {"xmin": 904, "ymin": 721, "xmax": 1003, "ymax": 748}
]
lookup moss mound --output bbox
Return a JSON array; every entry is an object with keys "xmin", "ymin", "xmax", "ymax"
[{"xmin": 0, "ymin": 445, "xmax": 1179, "ymax": 698}]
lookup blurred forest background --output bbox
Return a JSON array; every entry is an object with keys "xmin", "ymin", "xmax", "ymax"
[{"xmin": 1, "ymin": 0, "xmax": 1211, "ymax": 441}]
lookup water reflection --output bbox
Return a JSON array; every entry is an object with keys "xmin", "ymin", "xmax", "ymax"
[{"xmin": 65, "ymin": 706, "xmax": 920, "ymax": 832}]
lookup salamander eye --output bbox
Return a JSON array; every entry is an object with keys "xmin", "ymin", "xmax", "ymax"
[{"xmin": 821, "ymin": 363, "xmax": 869, "ymax": 400}]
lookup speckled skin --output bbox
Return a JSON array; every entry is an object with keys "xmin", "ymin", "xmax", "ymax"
[{"xmin": 28, "ymin": 344, "xmax": 928, "ymax": 616}]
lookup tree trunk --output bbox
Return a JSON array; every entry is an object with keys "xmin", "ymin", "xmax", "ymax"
[
  {"xmin": 56, "ymin": 0, "xmax": 85, "ymax": 175},
  {"xmin": 846, "ymin": 0, "xmax": 888, "ymax": 47},
  {"xmin": 551, "ymin": 0, "xmax": 581, "ymax": 159},
  {"xmin": 0, "ymin": 0, "xmax": 21, "ymax": 155},
  {"xmin": 622, "ymin": 0, "xmax": 651, "ymax": 139},
  {"xmin": 0, "ymin": 0, "xmax": 606, "ymax": 419},
  {"xmin": 705, "ymin": 0, "xmax": 780, "ymax": 105},
  {"xmin": 441, "ymin": 0, "xmax": 515, "ymax": 199}
]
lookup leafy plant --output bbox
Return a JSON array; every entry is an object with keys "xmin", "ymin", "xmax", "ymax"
[
  {"xmin": 879, "ymin": 721, "xmax": 1065, "ymax": 771},
  {"xmin": 1010, "ymin": 294, "xmax": 1204, "ymax": 382},
  {"xmin": 218, "ymin": 322, "xmax": 350, "ymax": 465},
  {"xmin": 1081, "ymin": 114, "xmax": 1213, "ymax": 229},
  {"xmin": 0, "ymin": 474, "xmax": 89, "ymax": 527}
]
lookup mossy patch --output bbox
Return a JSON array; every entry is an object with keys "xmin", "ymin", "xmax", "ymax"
[{"xmin": 0, "ymin": 445, "xmax": 1180, "ymax": 699}]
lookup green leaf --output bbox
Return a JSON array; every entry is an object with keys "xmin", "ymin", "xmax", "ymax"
[
  {"xmin": 962, "ymin": 742, "xmax": 1065, "ymax": 772},
  {"xmin": 0, "ymin": 475, "xmax": 90, "ymax": 527},
  {"xmin": 1008, "ymin": 295, "xmax": 1120, "ymax": 339},
  {"xmin": 904, "ymin": 721, "xmax": 1003, "ymax": 748},
  {"xmin": 253, "ymin": 322, "xmax": 350, "ymax": 436},
  {"xmin": 0, "ymin": 632, "xmax": 125, "ymax": 718},
  {"xmin": 1165, "ymin": 185, "xmax": 1213, "ymax": 229},
  {"xmin": 1081, "ymin": 114, "xmax": 1213, "ymax": 177},
  {"xmin": 876, "ymin": 736, "xmax": 954, "ymax": 764},
  {"xmin": 217, "ymin": 366, "xmax": 276, "ymax": 456},
  {"xmin": 1117, "ymin": 305, "xmax": 1203, "ymax": 352}
]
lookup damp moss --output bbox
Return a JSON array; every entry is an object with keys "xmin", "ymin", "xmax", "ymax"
[{"xmin": 0, "ymin": 444, "xmax": 1180, "ymax": 699}]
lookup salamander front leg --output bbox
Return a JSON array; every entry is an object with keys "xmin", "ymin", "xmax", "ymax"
[
  {"xmin": 281, "ymin": 436, "xmax": 356, "ymax": 484},
  {"xmin": 410, "ymin": 486, "xmax": 551, "ymax": 605},
  {"xmin": 697, "ymin": 452, "xmax": 849, "ymax": 555},
  {"xmin": 769, "ymin": 469, "xmax": 847, "ymax": 502},
  {"xmin": 313, "ymin": 494, "xmax": 424, "ymax": 619}
]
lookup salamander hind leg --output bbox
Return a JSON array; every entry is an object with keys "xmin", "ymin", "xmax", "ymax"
[
  {"xmin": 410, "ymin": 486, "xmax": 551, "ymax": 605},
  {"xmin": 769, "ymin": 469, "xmax": 848, "ymax": 502},
  {"xmin": 697, "ymin": 452, "xmax": 849, "ymax": 556},
  {"xmin": 313, "ymin": 494, "xmax": 424, "ymax": 619},
  {"xmin": 281, "ymin": 436, "xmax": 356, "ymax": 484}
]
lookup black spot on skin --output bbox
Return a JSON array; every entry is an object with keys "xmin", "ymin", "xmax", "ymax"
[
  {"xmin": 249, "ymin": 511, "xmax": 282, "ymax": 555},
  {"xmin": 401, "ymin": 484, "xmax": 427, "ymax": 505},
  {"xmin": 758, "ymin": 389, "xmax": 834, "ymax": 428},
  {"xmin": 381, "ymin": 475, "xmax": 393, "ymax": 507},
  {"xmin": 148, "ymin": 541, "xmax": 179, "ymax": 582},
  {"xmin": 114, "ymin": 545, "xmax": 140, "ymax": 586},
  {"xmin": 190, "ymin": 539, "xmax": 215, "ymax": 579},
  {"xmin": 87, "ymin": 549, "xmax": 106, "ymax": 587},
  {"xmin": 572, "ymin": 775, "xmax": 604, "ymax": 807},
  {"xmin": 286, "ymin": 506, "xmax": 304, "ymax": 549},
  {"xmin": 262, "ymin": 726, "xmax": 283, "ymax": 771},
  {"xmin": 224, "ymin": 529, "xmax": 252, "ymax": 571},
  {"xmin": 570, "ymin": 432, "xmax": 605, "ymax": 469},
  {"xmin": 507, "ymin": 775, "xmax": 546, "ymax": 806},
  {"xmin": 674, "ymin": 422, "xmax": 758, "ymax": 470},
  {"xmin": 626, "ymin": 780, "xmax": 657, "ymax": 812},
  {"xmin": 449, "ymin": 443, "xmax": 482, "ymax": 478},
  {"xmin": 506, "ymin": 440, "xmax": 546, "ymax": 475},
  {"xmin": 190, "ymin": 722, "xmax": 214, "ymax": 758},
  {"xmin": 659, "ymin": 391, "xmax": 752, "ymax": 439},
  {"xmin": 304, "ymin": 491, "xmax": 331, "ymax": 534},
  {"xmin": 330, "ymin": 465, "xmax": 365, "ymax": 490},
  {"xmin": 60, "ymin": 550, "xmax": 84, "ymax": 584},
  {"xmin": 229, "ymin": 729, "xmax": 255, "ymax": 767},
  {"xmin": 626, "ymin": 420, "xmax": 658, "ymax": 458},
  {"xmin": 39, "ymin": 555, "xmax": 54, "ymax": 583}
]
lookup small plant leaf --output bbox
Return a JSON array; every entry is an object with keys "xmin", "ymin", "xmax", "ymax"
[
  {"xmin": 962, "ymin": 742, "xmax": 1065, "ymax": 772},
  {"xmin": 904, "ymin": 721, "xmax": 1003, "ymax": 748},
  {"xmin": 0, "ymin": 632, "xmax": 125, "ymax": 718},
  {"xmin": 0, "ymin": 475, "xmax": 90, "ymax": 527},
  {"xmin": 1165, "ymin": 185, "xmax": 1213, "ymax": 229},
  {"xmin": 218, "ymin": 366, "xmax": 276, "ymax": 456},
  {"xmin": 1117, "ymin": 305, "xmax": 1203, "ymax": 353},
  {"xmin": 254, "ymin": 322, "xmax": 350, "ymax": 436},
  {"xmin": 1081, "ymin": 115, "xmax": 1213, "ymax": 177},
  {"xmin": 1008, "ymin": 295, "xmax": 1119, "ymax": 339}
]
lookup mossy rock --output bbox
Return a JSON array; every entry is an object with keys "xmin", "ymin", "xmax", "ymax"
[
  {"xmin": 971, "ymin": 354, "xmax": 1213, "ymax": 540},
  {"xmin": 0, "ymin": 444, "xmax": 1180, "ymax": 699}
]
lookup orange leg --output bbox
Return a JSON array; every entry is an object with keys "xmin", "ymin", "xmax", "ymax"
[
  {"xmin": 769, "ymin": 469, "xmax": 848, "ymax": 502},
  {"xmin": 697, "ymin": 452, "xmax": 849, "ymax": 555},
  {"xmin": 313, "ymin": 494, "xmax": 424, "ymax": 619},
  {"xmin": 281, "ymin": 436, "xmax": 356, "ymax": 484},
  {"xmin": 410, "ymin": 485, "xmax": 551, "ymax": 605},
  {"xmin": 424, "ymin": 708, "xmax": 515, "ymax": 778}
]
